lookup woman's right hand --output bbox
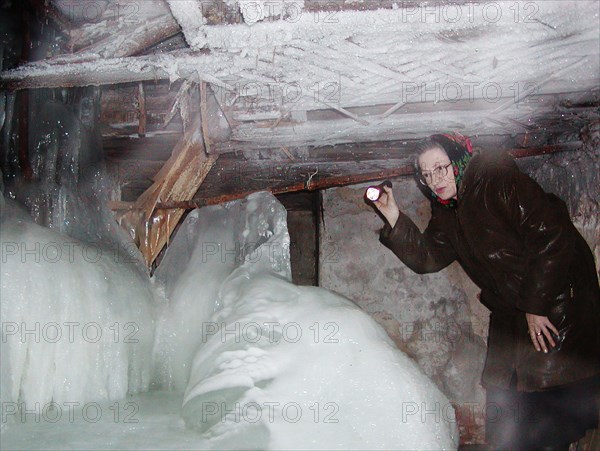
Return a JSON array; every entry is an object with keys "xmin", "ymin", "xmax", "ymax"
[{"xmin": 373, "ymin": 186, "xmax": 400, "ymax": 228}]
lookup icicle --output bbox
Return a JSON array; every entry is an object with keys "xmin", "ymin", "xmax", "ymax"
[
  {"xmin": 0, "ymin": 91, "xmax": 5, "ymax": 131},
  {"xmin": 43, "ymin": 122, "xmax": 59, "ymax": 185},
  {"xmin": 2, "ymin": 91, "xmax": 15, "ymax": 151},
  {"xmin": 0, "ymin": 45, "xmax": 4, "ymax": 131}
]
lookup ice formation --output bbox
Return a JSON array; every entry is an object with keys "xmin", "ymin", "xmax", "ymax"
[
  {"xmin": 152, "ymin": 191, "xmax": 292, "ymax": 391},
  {"xmin": 155, "ymin": 191, "xmax": 458, "ymax": 450},
  {"xmin": 1, "ymin": 187, "xmax": 457, "ymax": 449},
  {"xmin": 0, "ymin": 200, "xmax": 155, "ymax": 407},
  {"xmin": 1, "ymin": 85, "xmax": 155, "ymax": 410}
]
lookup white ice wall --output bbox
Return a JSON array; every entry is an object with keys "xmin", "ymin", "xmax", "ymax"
[{"xmin": 0, "ymin": 201, "xmax": 155, "ymax": 407}]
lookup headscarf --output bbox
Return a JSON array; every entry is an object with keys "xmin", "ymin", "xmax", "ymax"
[{"xmin": 416, "ymin": 132, "xmax": 474, "ymax": 208}]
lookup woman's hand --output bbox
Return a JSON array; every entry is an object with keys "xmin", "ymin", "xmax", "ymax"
[
  {"xmin": 526, "ymin": 313, "xmax": 559, "ymax": 353},
  {"xmin": 373, "ymin": 186, "xmax": 400, "ymax": 228}
]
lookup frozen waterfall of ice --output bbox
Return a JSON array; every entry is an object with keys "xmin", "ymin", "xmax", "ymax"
[
  {"xmin": 155, "ymin": 191, "xmax": 458, "ymax": 450},
  {"xmin": 0, "ymin": 200, "xmax": 156, "ymax": 409},
  {"xmin": 152, "ymin": 192, "xmax": 291, "ymax": 391}
]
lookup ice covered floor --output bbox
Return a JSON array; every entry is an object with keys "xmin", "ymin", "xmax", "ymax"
[{"xmin": 1, "ymin": 391, "xmax": 209, "ymax": 450}]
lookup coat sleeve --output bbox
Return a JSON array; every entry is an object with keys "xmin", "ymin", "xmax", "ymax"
[
  {"xmin": 485, "ymin": 161, "xmax": 576, "ymax": 316},
  {"xmin": 379, "ymin": 205, "xmax": 457, "ymax": 274}
]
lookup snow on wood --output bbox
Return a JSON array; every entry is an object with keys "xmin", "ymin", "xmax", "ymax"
[
  {"xmin": 5, "ymin": 2, "xmax": 597, "ymax": 100},
  {"xmin": 2, "ymin": 1, "xmax": 598, "ymax": 150},
  {"xmin": 165, "ymin": 0, "xmax": 207, "ymax": 49},
  {"xmin": 74, "ymin": 15, "xmax": 181, "ymax": 58},
  {"xmin": 63, "ymin": 0, "xmax": 173, "ymax": 50}
]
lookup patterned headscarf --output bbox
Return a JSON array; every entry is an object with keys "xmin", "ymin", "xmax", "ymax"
[{"xmin": 417, "ymin": 132, "xmax": 474, "ymax": 208}]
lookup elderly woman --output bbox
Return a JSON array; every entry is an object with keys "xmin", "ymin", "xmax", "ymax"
[{"xmin": 372, "ymin": 134, "xmax": 600, "ymax": 450}]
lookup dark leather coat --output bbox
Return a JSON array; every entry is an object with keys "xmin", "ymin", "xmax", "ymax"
[{"xmin": 380, "ymin": 150, "xmax": 600, "ymax": 391}]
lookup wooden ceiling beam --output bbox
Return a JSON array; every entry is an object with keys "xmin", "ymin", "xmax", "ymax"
[
  {"xmin": 116, "ymin": 114, "xmax": 218, "ymax": 267},
  {"xmin": 109, "ymin": 141, "xmax": 583, "ymax": 210},
  {"xmin": 303, "ymin": 0, "xmax": 478, "ymax": 12},
  {"xmin": 0, "ymin": 51, "xmax": 214, "ymax": 90},
  {"xmin": 74, "ymin": 15, "xmax": 182, "ymax": 58},
  {"xmin": 65, "ymin": 0, "xmax": 179, "ymax": 54}
]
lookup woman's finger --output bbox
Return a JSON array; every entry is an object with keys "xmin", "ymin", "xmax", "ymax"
[
  {"xmin": 536, "ymin": 331, "xmax": 548, "ymax": 353},
  {"xmin": 542, "ymin": 327, "xmax": 556, "ymax": 348},
  {"xmin": 373, "ymin": 194, "xmax": 386, "ymax": 209},
  {"xmin": 382, "ymin": 187, "xmax": 397, "ymax": 205},
  {"xmin": 530, "ymin": 330, "xmax": 541, "ymax": 351}
]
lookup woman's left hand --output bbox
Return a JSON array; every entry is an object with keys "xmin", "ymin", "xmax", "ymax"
[{"xmin": 526, "ymin": 313, "xmax": 559, "ymax": 353}]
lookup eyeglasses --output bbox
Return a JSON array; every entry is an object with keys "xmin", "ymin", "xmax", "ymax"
[{"xmin": 419, "ymin": 162, "xmax": 452, "ymax": 185}]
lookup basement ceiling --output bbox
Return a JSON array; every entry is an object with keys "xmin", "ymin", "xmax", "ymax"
[{"xmin": 1, "ymin": 0, "xmax": 599, "ymax": 204}]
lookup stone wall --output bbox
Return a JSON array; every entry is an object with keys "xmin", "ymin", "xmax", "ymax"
[{"xmin": 319, "ymin": 177, "xmax": 488, "ymax": 443}]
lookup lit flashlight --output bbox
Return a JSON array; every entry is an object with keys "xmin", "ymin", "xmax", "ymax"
[{"xmin": 365, "ymin": 180, "xmax": 392, "ymax": 202}]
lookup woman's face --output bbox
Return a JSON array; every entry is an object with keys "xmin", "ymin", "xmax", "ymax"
[{"xmin": 418, "ymin": 146, "xmax": 457, "ymax": 200}]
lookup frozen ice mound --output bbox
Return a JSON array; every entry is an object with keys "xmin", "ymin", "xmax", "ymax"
[
  {"xmin": 0, "ymin": 201, "xmax": 155, "ymax": 407},
  {"xmin": 155, "ymin": 191, "xmax": 458, "ymax": 450},
  {"xmin": 152, "ymin": 191, "xmax": 291, "ymax": 392}
]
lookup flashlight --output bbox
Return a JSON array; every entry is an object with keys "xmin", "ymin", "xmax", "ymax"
[{"xmin": 365, "ymin": 180, "xmax": 392, "ymax": 202}]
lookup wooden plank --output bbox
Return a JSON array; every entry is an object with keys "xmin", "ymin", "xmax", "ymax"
[
  {"xmin": 116, "ymin": 114, "xmax": 218, "ymax": 267},
  {"xmin": 507, "ymin": 141, "xmax": 582, "ymax": 158},
  {"xmin": 303, "ymin": 0, "xmax": 478, "ymax": 13},
  {"xmin": 104, "ymin": 135, "xmax": 183, "ymax": 167},
  {"xmin": 200, "ymin": 81, "xmax": 212, "ymax": 153},
  {"xmin": 109, "ymin": 141, "xmax": 581, "ymax": 211},
  {"xmin": 137, "ymin": 82, "xmax": 146, "ymax": 137},
  {"xmin": 71, "ymin": 10, "xmax": 181, "ymax": 57},
  {"xmin": 109, "ymin": 132, "xmax": 585, "ymax": 199},
  {"xmin": 225, "ymin": 104, "xmax": 594, "ymax": 151},
  {"xmin": 0, "ymin": 52, "xmax": 201, "ymax": 90}
]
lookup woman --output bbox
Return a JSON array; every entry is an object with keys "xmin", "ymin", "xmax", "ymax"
[{"xmin": 372, "ymin": 133, "xmax": 600, "ymax": 450}]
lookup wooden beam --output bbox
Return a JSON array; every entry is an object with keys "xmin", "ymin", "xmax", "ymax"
[
  {"xmin": 507, "ymin": 141, "xmax": 582, "ymax": 158},
  {"xmin": 156, "ymin": 166, "xmax": 416, "ymax": 209},
  {"xmin": 109, "ymin": 141, "xmax": 582, "ymax": 211},
  {"xmin": 137, "ymin": 82, "xmax": 146, "ymax": 137},
  {"xmin": 68, "ymin": 2, "xmax": 180, "ymax": 56},
  {"xmin": 1, "ymin": 57, "xmax": 179, "ymax": 90},
  {"xmin": 200, "ymin": 81, "xmax": 212, "ymax": 153},
  {"xmin": 0, "ymin": 51, "xmax": 223, "ymax": 91},
  {"xmin": 303, "ymin": 0, "xmax": 478, "ymax": 13},
  {"xmin": 75, "ymin": 15, "xmax": 181, "ymax": 58},
  {"xmin": 117, "ymin": 114, "xmax": 218, "ymax": 267}
]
